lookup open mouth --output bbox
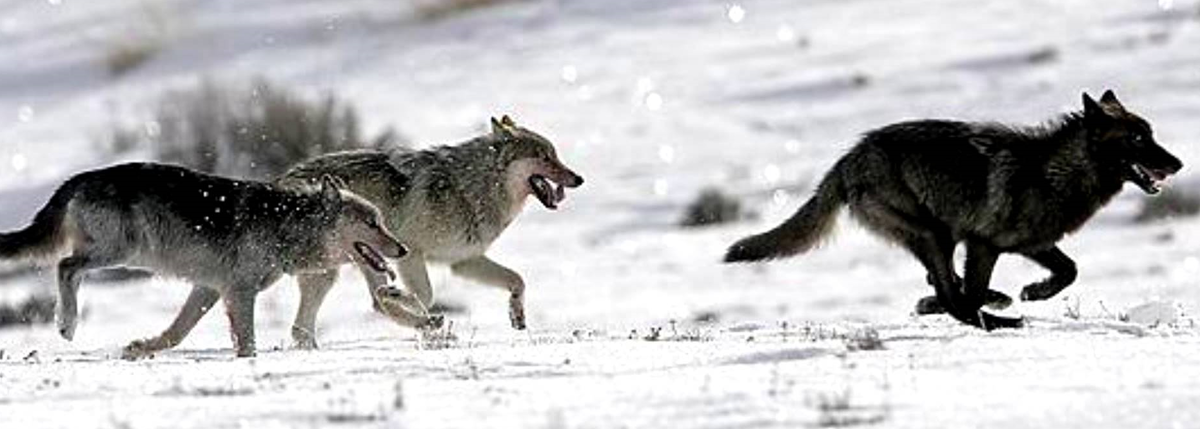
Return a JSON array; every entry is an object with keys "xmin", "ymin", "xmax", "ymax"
[
  {"xmin": 529, "ymin": 174, "xmax": 567, "ymax": 210},
  {"xmin": 354, "ymin": 242, "xmax": 395, "ymax": 280},
  {"xmin": 1130, "ymin": 162, "xmax": 1174, "ymax": 195}
]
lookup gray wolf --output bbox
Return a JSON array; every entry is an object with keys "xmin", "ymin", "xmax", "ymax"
[
  {"xmin": 278, "ymin": 115, "xmax": 583, "ymax": 344},
  {"xmin": 0, "ymin": 162, "xmax": 415, "ymax": 358},
  {"xmin": 725, "ymin": 91, "xmax": 1182, "ymax": 329}
]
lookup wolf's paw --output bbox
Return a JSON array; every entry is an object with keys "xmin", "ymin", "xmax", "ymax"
[
  {"xmin": 56, "ymin": 311, "xmax": 77, "ymax": 341},
  {"xmin": 1020, "ymin": 281, "xmax": 1065, "ymax": 302},
  {"xmin": 291, "ymin": 329, "xmax": 319, "ymax": 350},
  {"xmin": 122, "ymin": 339, "xmax": 158, "ymax": 360},
  {"xmin": 914, "ymin": 296, "xmax": 944, "ymax": 315},
  {"xmin": 235, "ymin": 348, "xmax": 257, "ymax": 358},
  {"xmin": 509, "ymin": 295, "xmax": 526, "ymax": 330},
  {"xmin": 57, "ymin": 324, "xmax": 76, "ymax": 342},
  {"xmin": 914, "ymin": 290, "xmax": 1014, "ymax": 315},
  {"xmin": 979, "ymin": 312, "xmax": 1024, "ymax": 331},
  {"xmin": 419, "ymin": 314, "xmax": 445, "ymax": 330}
]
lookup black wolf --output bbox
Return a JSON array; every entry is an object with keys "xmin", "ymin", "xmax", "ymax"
[
  {"xmin": 0, "ymin": 163, "xmax": 412, "ymax": 357},
  {"xmin": 725, "ymin": 91, "xmax": 1183, "ymax": 329}
]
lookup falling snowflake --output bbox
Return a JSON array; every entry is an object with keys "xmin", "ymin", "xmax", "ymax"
[{"xmin": 727, "ymin": 5, "xmax": 745, "ymax": 24}]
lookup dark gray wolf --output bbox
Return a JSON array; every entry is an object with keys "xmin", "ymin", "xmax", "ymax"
[
  {"xmin": 725, "ymin": 91, "xmax": 1182, "ymax": 329},
  {"xmin": 0, "ymin": 163, "xmax": 415, "ymax": 358},
  {"xmin": 278, "ymin": 116, "xmax": 583, "ymax": 344}
]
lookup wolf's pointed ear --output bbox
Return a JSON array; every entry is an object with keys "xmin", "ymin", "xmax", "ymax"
[
  {"xmin": 490, "ymin": 117, "xmax": 512, "ymax": 137},
  {"xmin": 1082, "ymin": 92, "xmax": 1107, "ymax": 119},
  {"xmin": 500, "ymin": 115, "xmax": 516, "ymax": 127},
  {"xmin": 319, "ymin": 175, "xmax": 343, "ymax": 210},
  {"xmin": 1099, "ymin": 89, "xmax": 1125, "ymax": 111}
]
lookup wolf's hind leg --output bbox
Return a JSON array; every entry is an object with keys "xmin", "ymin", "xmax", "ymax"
[
  {"xmin": 850, "ymin": 199, "xmax": 958, "ymax": 291},
  {"xmin": 223, "ymin": 287, "xmax": 259, "ymax": 358},
  {"xmin": 915, "ymin": 290, "xmax": 1014, "ymax": 315},
  {"xmin": 953, "ymin": 240, "xmax": 1022, "ymax": 329},
  {"xmin": 451, "ymin": 256, "xmax": 527, "ymax": 330},
  {"xmin": 55, "ymin": 248, "xmax": 131, "ymax": 341},
  {"xmin": 123, "ymin": 285, "xmax": 220, "ymax": 360},
  {"xmin": 292, "ymin": 270, "xmax": 337, "ymax": 350},
  {"xmin": 850, "ymin": 198, "xmax": 1020, "ymax": 329},
  {"xmin": 917, "ymin": 266, "xmax": 1012, "ymax": 315},
  {"xmin": 1018, "ymin": 247, "xmax": 1077, "ymax": 302}
]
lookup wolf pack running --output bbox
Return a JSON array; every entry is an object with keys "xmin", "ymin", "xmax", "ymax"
[{"xmin": 0, "ymin": 91, "xmax": 1183, "ymax": 356}]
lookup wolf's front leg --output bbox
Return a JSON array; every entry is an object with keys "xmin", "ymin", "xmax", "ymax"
[
  {"xmin": 292, "ymin": 270, "xmax": 338, "ymax": 350},
  {"xmin": 451, "ymin": 256, "xmax": 526, "ymax": 330},
  {"xmin": 1019, "ymin": 247, "xmax": 1078, "ymax": 302},
  {"xmin": 356, "ymin": 262, "xmax": 442, "ymax": 330},
  {"xmin": 396, "ymin": 253, "xmax": 433, "ymax": 307},
  {"xmin": 123, "ymin": 285, "xmax": 220, "ymax": 360},
  {"xmin": 374, "ymin": 290, "xmax": 443, "ymax": 330},
  {"xmin": 223, "ymin": 287, "xmax": 258, "ymax": 358}
]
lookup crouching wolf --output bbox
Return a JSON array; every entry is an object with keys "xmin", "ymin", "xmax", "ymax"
[
  {"xmin": 0, "ymin": 163, "xmax": 419, "ymax": 358},
  {"xmin": 278, "ymin": 115, "xmax": 583, "ymax": 343},
  {"xmin": 725, "ymin": 91, "xmax": 1182, "ymax": 329}
]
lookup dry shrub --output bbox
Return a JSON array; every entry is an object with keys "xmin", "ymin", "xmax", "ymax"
[
  {"xmin": 108, "ymin": 78, "xmax": 404, "ymax": 179},
  {"xmin": 414, "ymin": 0, "xmax": 527, "ymax": 22},
  {"xmin": 680, "ymin": 188, "xmax": 743, "ymax": 227},
  {"xmin": 102, "ymin": 2, "xmax": 178, "ymax": 76},
  {"xmin": 0, "ymin": 296, "xmax": 55, "ymax": 329},
  {"xmin": 1135, "ymin": 187, "xmax": 1200, "ymax": 223}
]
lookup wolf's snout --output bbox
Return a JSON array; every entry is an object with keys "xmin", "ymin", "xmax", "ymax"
[
  {"xmin": 1165, "ymin": 156, "xmax": 1183, "ymax": 175},
  {"xmin": 567, "ymin": 172, "xmax": 584, "ymax": 188}
]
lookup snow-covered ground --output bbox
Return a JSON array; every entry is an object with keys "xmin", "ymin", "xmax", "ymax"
[{"xmin": 3, "ymin": 0, "xmax": 1200, "ymax": 427}]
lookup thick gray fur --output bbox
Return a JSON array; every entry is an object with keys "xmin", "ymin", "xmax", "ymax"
[
  {"xmin": 278, "ymin": 116, "xmax": 583, "ymax": 346},
  {"xmin": 0, "ymin": 162, "xmax": 411, "ymax": 358}
]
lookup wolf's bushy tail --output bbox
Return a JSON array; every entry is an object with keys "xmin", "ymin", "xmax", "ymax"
[
  {"xmin": 0, "ymin": 177, "xmax": 81, "ymax": 262},
  {"xmin": 724, "ymin": 164, "xmax": 845, "ymax": 263}
]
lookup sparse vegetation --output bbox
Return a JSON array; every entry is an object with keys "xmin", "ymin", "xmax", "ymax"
[
  {"xmin": 1135, "ymin": 187, "xmax": 1200, "ymax": 223},
  {"xmin": 418, "ymin": 321, "xmax": 463, "ymax": 350},
  {"xmin": 843, "ymin": 328, "xmax": 885, "ymax": 352},
  {"xmin": 680, "ymin": 188, "xmax": 743, "ymax": 227},
  {"xmin": 1024, "ymin": 46, "xmax": 1059, "ymax": 64},
  {"xmin": 636, "ymin": 320, "xmax": 713, "ymax": 342},
  {"xmin": 777, "ymin": 322, "xmax": 887, "ymax": 350},
  {"xmin": 107, "ymin": 78, "xmax": 405, "ymax": 179},
  {"xmin": 104, "ymin": 39, "xmax": 164, "ymax": 76},
  {"xmin": 0, "ymin": 296, "xmax": 55, "ymax": 329},
  {"xmin": 808, "ymin": 387, "xmax": 890, "ymax": 428},
  {"xmin": 413, "ymin": 0, "xmax": 527, "ymax": 22},
  {"xmin": 101, "ymin": 3, "xmax": 178, "ymax": 76}
]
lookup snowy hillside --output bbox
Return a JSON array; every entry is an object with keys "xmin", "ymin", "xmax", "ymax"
[{"xmin": 2, "ymin": 0, "xmax": 1200, "ymax": 427}]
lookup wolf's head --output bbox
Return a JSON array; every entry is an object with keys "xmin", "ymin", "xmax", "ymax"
[
  {"xmin": 489, "ymin": 115, "xmax": 584, "ymax": 210},
  {"xmin": 1083, "ymin": 90, "xmax": 1183, "ymax": 195},
  {"xmin": 317, "ymin": 176, "xmax": 408, "ymax": 277}
]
